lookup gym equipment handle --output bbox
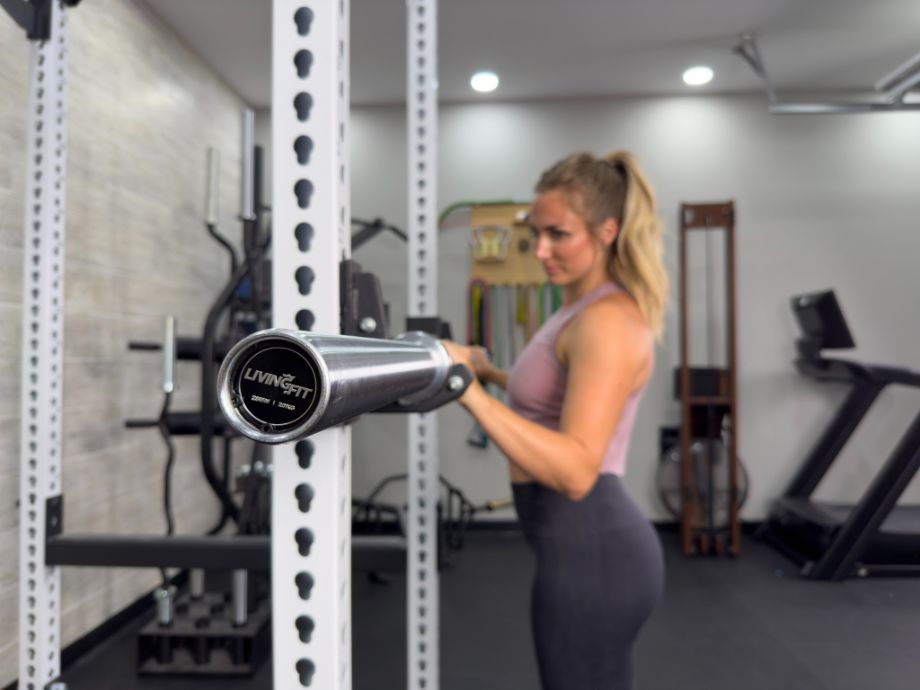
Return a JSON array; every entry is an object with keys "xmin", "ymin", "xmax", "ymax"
[
  {"xmin": 162, "ymin": 316, "xmax": 176, "ymax": 394},
  {"xmin": 217, "ymin": 328, "xmax": 469, "ymax": 444}
]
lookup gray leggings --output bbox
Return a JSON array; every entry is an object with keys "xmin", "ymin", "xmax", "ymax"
[{"xmin": 512, "ymin": 475, "xmax": 664, "ymax": 690}]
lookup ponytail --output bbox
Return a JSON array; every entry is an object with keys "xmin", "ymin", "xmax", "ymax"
[{"xmin": 603, "ymin": 151, "xmax": 669, "ymax": 339}]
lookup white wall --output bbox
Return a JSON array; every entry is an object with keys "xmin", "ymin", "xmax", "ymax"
[{"xmin": 346, "ymin": 94, "xmax": 920, "ymax": 520}]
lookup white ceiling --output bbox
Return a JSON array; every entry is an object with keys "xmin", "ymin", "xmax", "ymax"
[{"xmin": 142, "ymin": 0, "xmax": 920, "ymax": 108}]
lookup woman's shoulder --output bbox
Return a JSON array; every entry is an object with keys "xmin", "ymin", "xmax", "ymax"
[
  {"xmin": 556, "ymin": 289, "xmax": 652, "ymax": 369},
  {"xmin": 580, "ymin": 289, "xmax": 650, "ymax": 339}
]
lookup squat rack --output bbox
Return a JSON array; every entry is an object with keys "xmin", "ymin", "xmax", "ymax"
[{"xmin": 12, "ymin": 1, "xmax": 441, "ymax": 689}]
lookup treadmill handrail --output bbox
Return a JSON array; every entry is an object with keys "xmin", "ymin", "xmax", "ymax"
[
  {"xmin": 865, "ymin": 364, "xmax": 920, "ymax": 388},
  {"xmin": 796, "ymin": 356, "xmax": 920, "ymax": 388}
]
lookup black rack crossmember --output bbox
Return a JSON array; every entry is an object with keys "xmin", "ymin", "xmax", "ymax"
[{"xmin": 1, "ymin": 0, "xmax": 80, "ymax": 41}]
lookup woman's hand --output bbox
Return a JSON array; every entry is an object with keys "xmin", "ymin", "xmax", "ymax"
[
  {"xmin": 440, "ymin": 341, "xmax": 493, "ymax": 382},
  {"xmin": 440, "ymin": 340, "xmax": 494, "ymax": 408}
]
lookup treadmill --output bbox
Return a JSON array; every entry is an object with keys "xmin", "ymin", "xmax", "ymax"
[{"xmin": 761, "ymin": 290, "xmax": 920, "ymax": 579}]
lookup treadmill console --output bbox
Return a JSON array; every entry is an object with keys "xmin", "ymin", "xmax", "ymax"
[{"xmin": 791, "ymin": 290, "xmax": 855, "ymax": 357}]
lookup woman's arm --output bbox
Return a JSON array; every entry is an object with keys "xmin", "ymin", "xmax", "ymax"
[
  {"xmin": 444, "ymin": 297, "xmax": 650, "ymax": 500},
  {"xmin": 470, "ymin": 349, "xmax": 509, "ymax": 390}
]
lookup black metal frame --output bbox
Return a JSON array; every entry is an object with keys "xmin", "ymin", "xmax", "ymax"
[
  {"xmin": 45, "ymin": 533, "xmax": 407, "ymax": 573},
  {"xmin": 351, "ymin": 217, "xmax": 407, "ymax": 250},
  {"xmin": 340, "ymin": 258, "xmax": 390, "ymax": 338},
  {"xmin": 46, "ymin": 534, "xmax": 271, "ymax": 570},
  {"xmin": 125, "ymin": 411, "xmax": 238, "ymax": 436},
  {"xmin": 128, "ymin": 336, "xmax": 234, "ymax": 361},
  {"xmin": 762, "ymin": 354, "xmax": 920, "ymax": 579},
  {"xmin": 0, "ymin": 0, "xmax": 80, "ymax": 40}
]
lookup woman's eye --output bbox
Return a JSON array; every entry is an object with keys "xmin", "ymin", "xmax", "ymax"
[{"xmin": 550, "ymin": 229, "xmax": 566, "ymax": 240}]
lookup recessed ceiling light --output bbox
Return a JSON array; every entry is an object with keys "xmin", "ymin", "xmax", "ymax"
[
  {"xmin": 470, "ymin": 71, "xmax": 499, "ymax": 93},
  {"xmin": 683, "ymin": 66, "xmax": 714, "ymax": 86}
]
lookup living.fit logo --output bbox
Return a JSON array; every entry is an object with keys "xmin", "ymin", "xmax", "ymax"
[{"xmin": 243, "ymin": 369, "xmax": 313, "ymax": 399}]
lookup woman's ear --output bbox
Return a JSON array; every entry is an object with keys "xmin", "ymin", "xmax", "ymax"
[{"xmin": 600, "ymin": 218, "xmax": 619, "ymax": 247}]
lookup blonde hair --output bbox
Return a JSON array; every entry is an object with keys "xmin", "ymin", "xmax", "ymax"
[{"xmin": 535, "ymin": 150, "xmax": 669, "ymax": 338}]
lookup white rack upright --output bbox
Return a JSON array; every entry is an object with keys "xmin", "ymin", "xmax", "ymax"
[
  {"xmin": 18, "ymin": 2, "xmax": 71, "ymax": 688},
  {"xmin": 405, "ymin": 1, "xmax": 440, "ymax": 689},
  {"xmin": 270, "ymin": 1, "xmax": 353, "ymax": 687}
]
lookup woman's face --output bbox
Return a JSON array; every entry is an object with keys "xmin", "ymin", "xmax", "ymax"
[{"xmin": 528, "ymin": 189, "xmax": 611, "ymax": 286}]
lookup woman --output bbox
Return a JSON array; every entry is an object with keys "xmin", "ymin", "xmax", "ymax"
[{"xmin": 443, "ymin": 151, "xmax": 668, "ymax": 689}]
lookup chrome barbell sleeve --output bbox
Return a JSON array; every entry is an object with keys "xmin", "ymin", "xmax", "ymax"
[{"xmin": 217, "ymin": 328, "xmax": 455, "ymax": 444}]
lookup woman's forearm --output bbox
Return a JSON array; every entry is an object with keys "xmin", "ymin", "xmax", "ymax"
[
  {"xmin": 460, "ymin": 383, "xmax": 597, "ymax": 500},
  {"xmin": 484, "ymin": 366, "xmax": 509, "ymax": 390}
]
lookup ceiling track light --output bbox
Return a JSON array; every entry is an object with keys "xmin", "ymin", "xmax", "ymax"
[
  {"xmin": 735, "ymin": 34, "xmax": 920, "ymax": 114},
  {"xmin": 875, "ymin": 52, "xmax": 920, "ymax": 103}
]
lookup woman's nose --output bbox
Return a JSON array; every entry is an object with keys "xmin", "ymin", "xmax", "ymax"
[{"xmin": 533, "ymin": 234, "xmax": 551, "ymax": 260}]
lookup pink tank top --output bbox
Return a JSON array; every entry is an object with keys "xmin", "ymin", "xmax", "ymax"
[{"xmin": 506, "ymin": 282, "xmax": 650, "ymax": 477}]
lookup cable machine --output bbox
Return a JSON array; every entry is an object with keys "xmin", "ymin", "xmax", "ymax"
[{"xmin": 676, "ymin": 202, "xmax": 742, "ymax": 557}]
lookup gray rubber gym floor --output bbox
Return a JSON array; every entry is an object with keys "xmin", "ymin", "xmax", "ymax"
[{"xmin": 56, "ymin": 531, "xmax": 920, "ymax": 690}]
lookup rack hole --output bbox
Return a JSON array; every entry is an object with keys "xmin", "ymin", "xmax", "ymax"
[
  {"xmin": 296, "ymin": 658, "xmax": 315, "ymax": 686},
  {"xmin": 294, "ymin": 179, "xmax": 314, "ymax": 209},
  {"xmin": 295, "ymin": 483, "xmax": 315, "ymax": 512},
  {"xmin": 294, "ymin": 92, "xmax": 313, "ymax": 121},
  {"xmin": 295, "ymin": 527, "xmax": 314, "ymax": 556},
  {"xmin": 296, "ymin": 440, "xmax": 314, "ymax": 468},
  {"xmin": 296, "ymin": 615, "xmax": 315, "ymax": 643},
  {"xmin": 295, "ymin": 309, "xmax": 315, "ymax": 331},
  {"xmin": 295, "ymin": 266, "xmax": 315, "ymax": 295},
  {"xmin": 295, "ymin": 222, "xmax": 314, "ymax": 252},
  {"xmin": 294, "ymin": 7, "xmax": 313, "ymax": 35},
  {"xmin": 294, "ymin": 50, "xmax": 313, "ymax": 79},
  {"xmin": 294, "ymin": 135, "xmax": 314, "ymax": 165},
  {"xmin": 295, "ymin": 571, "xmax": 315, "ymax": 600}
]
